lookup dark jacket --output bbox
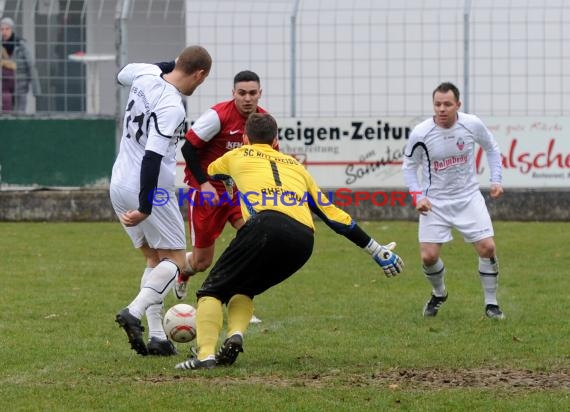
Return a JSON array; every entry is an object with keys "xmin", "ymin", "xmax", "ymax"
[{"xmin": 3, "ymin": 33, "xmax": 41, "ymax": 96}]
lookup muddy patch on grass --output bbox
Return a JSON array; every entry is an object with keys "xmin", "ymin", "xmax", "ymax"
[
  {"xmin": 150, "ymin": 368, "xmax": 570, "ymax": 390},
  {"xmin": 370, "ymin": 368, "xmax": 570, "ymax": 390}
]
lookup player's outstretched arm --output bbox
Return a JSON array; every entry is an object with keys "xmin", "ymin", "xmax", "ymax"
[{"xmin": 301, "ymin": 172, "xmax": 404, "ymax": 277}]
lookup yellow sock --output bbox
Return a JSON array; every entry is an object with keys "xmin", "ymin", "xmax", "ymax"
[
  {"xmin": 196, "ymin": 296, "xmax": 223, "ymax": 360},
  {"xmin": 227, "ymin": 294, "xmax": 254, "ymax": 337}
]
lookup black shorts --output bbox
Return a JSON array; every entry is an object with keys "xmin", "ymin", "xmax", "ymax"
[{"xmin": 197, "ymin": 210, "xmax": 314, "ymax": 303}]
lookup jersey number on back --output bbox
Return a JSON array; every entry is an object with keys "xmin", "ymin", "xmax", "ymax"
[
  {"xmin": 269, "ymin": 160, "xmax": 282, "ymax": 186},
  {"xmin": 124, "ymin": 99, "xmax": 145, "ymax": 143}
]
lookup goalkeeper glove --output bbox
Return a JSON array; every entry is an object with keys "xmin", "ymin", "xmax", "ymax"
[{"xmin": 365, "ymin": 239, "xmax": 404, "ymax": 277}]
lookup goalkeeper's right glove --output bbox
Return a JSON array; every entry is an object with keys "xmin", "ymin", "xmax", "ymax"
[{"xmin": 365, "ymin": 239, "xmax": 404, "ymax": 277}]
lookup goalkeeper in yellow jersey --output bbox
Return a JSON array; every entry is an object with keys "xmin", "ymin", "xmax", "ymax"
[{"xmin": 175, "ymin": 113, "xmax": 404, "ymax": 370}]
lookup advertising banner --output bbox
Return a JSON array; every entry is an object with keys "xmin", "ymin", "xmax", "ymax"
[
  {"xmin": 276, "ymin": 117, "xmax": 417, "ymax": 188},
  {"xmin": 479, "ymin": 119, "xmax": 570, "ymax": 188},
  {"xmin": 176, "ymin": 117, "xmax": 570, "ymax": 189}
]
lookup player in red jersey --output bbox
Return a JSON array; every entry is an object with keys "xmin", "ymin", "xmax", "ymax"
[{"xmin": 176, "ymin": 71, "xmax": 268, "ymax": 323}]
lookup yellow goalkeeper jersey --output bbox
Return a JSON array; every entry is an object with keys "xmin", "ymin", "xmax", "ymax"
[{"xmin": 207, "ymin": 144, "xmax": 354, "ymax": 231}]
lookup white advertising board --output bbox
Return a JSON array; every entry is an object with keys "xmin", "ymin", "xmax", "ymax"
[
  {"xmin": 176, "ymin": 117, "xmax": 570, "ymax": 189},
  {"xmin": 479, "ymin": 118, "xmax": 570, "ymax": 188}
]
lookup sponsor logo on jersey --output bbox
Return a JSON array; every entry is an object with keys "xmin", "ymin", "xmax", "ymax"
[
  {"xmin": 226, "ymin": 141, "xmax": 243, "ymax": 150},
  {"xmin": 229, "ymin": 129, "xmax": 241, "ymax": 135},
  {"xmin": 433, "ymin": 154, "xmax": 468, "ymax": 172}
]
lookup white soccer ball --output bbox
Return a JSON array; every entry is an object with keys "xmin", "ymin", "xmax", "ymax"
[{"xmin": 163, "ymin": 304, "xmax": 197, "ymax": 343}]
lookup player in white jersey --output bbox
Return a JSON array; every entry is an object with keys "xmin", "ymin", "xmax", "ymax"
[
  {"xmin": 110, "ymin": 45, "xmax": 211, "ymax": 356},
  {"xmin": 402, "ymin": 82, "xmax": 505, "ymax": 319}
]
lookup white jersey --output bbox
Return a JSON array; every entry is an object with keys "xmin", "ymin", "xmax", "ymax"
[
  {"xmin": 402, "ymin": 112, "xmax": 502, "ymax": 201},
  {"xmin": 111, "ymin": 63, "xmax": 186, "ymax": 192}
]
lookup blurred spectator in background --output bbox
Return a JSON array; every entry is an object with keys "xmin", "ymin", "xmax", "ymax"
[
  {"xmin": 1, "ymin": 37, "xmax": 15, "ymax": 112},
  {"xmin": 1, "ymin": 17, "xmax": 41, "ymax": 113}
]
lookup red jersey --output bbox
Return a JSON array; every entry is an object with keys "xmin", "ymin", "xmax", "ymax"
[{"xmin": 184, "ymin": 99, "xmax": 267, "ymax": 191}]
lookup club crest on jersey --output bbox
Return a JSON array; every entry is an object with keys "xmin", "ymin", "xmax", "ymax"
[{"xmin": 456, "ymin": 137, "xmax": 465, "ymax": 151}]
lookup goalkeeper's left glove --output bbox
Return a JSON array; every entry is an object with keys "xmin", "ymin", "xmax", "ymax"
[{"xmin": 365, "ymin": 239, "xmax": 404, "ymax": 277}]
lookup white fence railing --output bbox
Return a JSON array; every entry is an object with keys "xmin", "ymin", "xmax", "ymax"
[{"xmin": 0, "ymin": 0, "xmax": 568, "ymax": 119}]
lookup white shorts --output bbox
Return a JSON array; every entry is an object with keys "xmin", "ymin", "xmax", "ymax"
[
  {"xmin": 419, "ymin": 191, "xmax": 494, "ymax": 244},
  {"xmin": 109, "ymin": 184, "xmax": 186, "ymax": 250}
]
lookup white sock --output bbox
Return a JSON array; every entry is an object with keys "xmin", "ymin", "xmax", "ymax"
[
  {"xmin": 423, "ymin": 258, "xmax": 446, "ymax": 297},
  {"xmin": 479, "ymin": 257, "xmax": 499, "ymax": 306},
  {"xmin": 139, "ymin": 267, "xmax": 167, "ymax": 340},
  {"xmin": 128, "ymin": 260, "xmax": 178, "ymax": 319},
  {"xmin": 146, "ymin": 304, "xmax": 167, "ymax": 340},
  {"xmin": 139, "ymin": 267, "xmax": 153, "ymax": 289}
]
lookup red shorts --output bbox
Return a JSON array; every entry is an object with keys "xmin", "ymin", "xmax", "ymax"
[{"xmin": 187, "ymin": 190, "xmax": 243, "ymax": 248}]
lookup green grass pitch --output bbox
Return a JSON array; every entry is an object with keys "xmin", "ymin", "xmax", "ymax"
[{"xmin": 1, "ymin": 221, "xmax": 569, "ymax": 411}]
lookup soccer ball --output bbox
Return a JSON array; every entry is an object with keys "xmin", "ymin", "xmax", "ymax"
[{"xmin": 163, "ymin": 304, "xmax": 197, "ymax": 343}]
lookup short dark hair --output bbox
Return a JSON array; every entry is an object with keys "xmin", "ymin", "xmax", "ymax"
[
  {"xmin": 245, "ymin": 113, "xmax": 277, "ymax": 144},
  {"xmin": 433, "ymin": 82, "xmax": 460, "ymax": 101},
  {"xmin": 234, "ymin": 70, "xmax": 260, "ymax": 86},
  {"xmin": 176, "ymin": 45, "xmax": 212, "ymax": 75}
]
